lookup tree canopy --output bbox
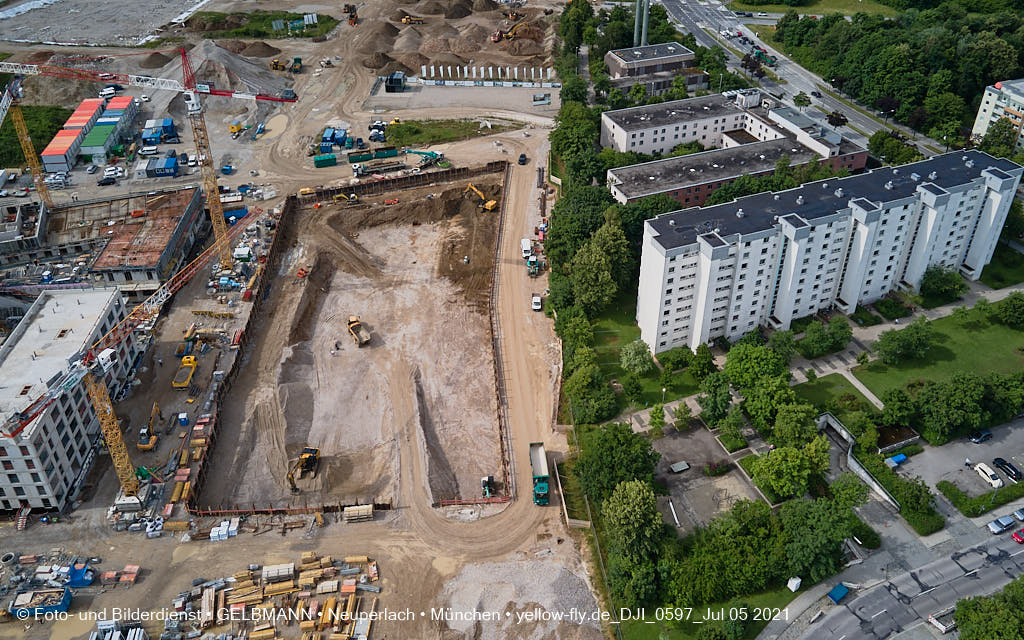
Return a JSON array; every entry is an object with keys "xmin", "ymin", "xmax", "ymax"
[{"xmin": 575, "ymin": 423, "xmax": 660, "ymax": 508}]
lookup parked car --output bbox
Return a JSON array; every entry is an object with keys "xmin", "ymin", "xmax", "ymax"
[
  {"xmin": 977, "ymin": 462, "xmax": 1004, "ymax": 489},
  {"xmin": 995, "ymin": 457, "xmax": 1022, "ymax": 482},
  {"xmin": 1014, "ymin": 528, "xmax": 1024, "ymax": 543},
  {"xmin": 1013, "ymin": 508, "xmax": 1024, "ymax": 521},
  {"xmin": 811, "ymin": 90, "xmax": 823, "ymax": 98},
  {"xmin": 970, "ymin": 429, "xmax": 993, "ymax": 443},
  {"xmin": 988, "ymin": 516, "xmax": 1016, "ymax": 534},
  {"xmin": 86, "ymin": 164, "xmax": 98, "ymax": 174},
  {"xmin": 531, "ymin": 293, "xmax": 542, "ymax": 311},
  {"xmin": 0, "ymin": 190, "xmax": 7, "ymax": 197},
  {"xmin": 97, "ymin": 177, "xmax": 116, "ymax": 186},
  {"xmin": 518, "ymin": 153, "xmax": 528, "ymax": 165},
  {"xmin": 140, "ymin": 94, "xmax": 150, "ymax": 102},
  {"xmin": 757, "ymin": 12, "xmax": 769, "ymax": 17}
]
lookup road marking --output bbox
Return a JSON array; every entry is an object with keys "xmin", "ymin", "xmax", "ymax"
[
  {"xmin": 871, "ymin": 610, "xmax": 886, "ymax": 619},
  {"xmin": 1012, "ymin": 548, "xmax": 1024, "ymax": 557}
]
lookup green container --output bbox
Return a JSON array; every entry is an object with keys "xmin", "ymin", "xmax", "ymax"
[
  {"xmin": 347, "ymin": 151, "xmax": 372, "ymax": 163},
  {"xmin": 313, "ymin": 153, "xmax": 337, "ymax": 168},
  {"xmin": 373, "ymin": 146, "xmax": 398, "ymax": 159}
]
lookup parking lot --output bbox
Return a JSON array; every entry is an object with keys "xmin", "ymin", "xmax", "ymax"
[
  {"xmin": 900, "ymin": 418, "xmax": 1024, "ymax": 498},
  {"xmin": 652, "ymin": 426, "xmax": 762, "ymax": 534}
]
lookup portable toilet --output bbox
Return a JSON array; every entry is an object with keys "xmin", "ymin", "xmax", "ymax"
[{"xmin": 229, "ymin": 120, "xmax": 243, "ymax": 134}]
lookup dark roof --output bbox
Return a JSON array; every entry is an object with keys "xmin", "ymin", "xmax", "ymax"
[
  {"xmin": 647, "ymin": 151, "xmax": 1022, "ymax": 250},
  {"xmin": 609, "ymin": 139, "xmax": 818, "ymax": 200},
  {"xmin": 602, "ymin": 94, "xmax": 741, "ymax": 132},
  {"xmin": 607, "ymin": 43, "xmax": 695, "ymax": 64}
]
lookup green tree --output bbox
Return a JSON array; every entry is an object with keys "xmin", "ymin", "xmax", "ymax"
[
  {"xmin": 564, "ymin": 363, "xmax": 618, "ymax": 424},
  {"xmin": 621, "ymin": 339, "xmax": 656, "ymax": 377},
  {"xmin": 569, "ymin": 241, "xmax": 617, "ymax": 316},
  {"xmin": 829, "ymin": 317, "xmax": 852, "ymax": 349},
  {"xmin": 773, "ymin": 403, "xmax": 819, "ymax": 448},
  {"xmin": 720, "ymin": 405, "xmax": 745, "ymax": 442},
  {"xmin": 951, "ymin": 305, "xmax": 972, "ymax": 327},
  {"xmin": 856, "ymin": 351, "xmax": 870, "ymax": 366},
  {"xmin": 744, "ymin": 375, "xmax": 796, "ymax": 433},
  {"xmin": 628, "ymin": 82, "xmax": 647, "ymax": 105},
  {"xmin": 830, "ymin": 472, "xmax": 869, "ymax": 511},
  {"xmin": 827, "ymin": 111, "xmax": 848, "ymax": 128},
  {"xmin": 576, "ymin": 423, "xmax": 659, "ymax": 508},
  {"xmin": 996, "ymin": 291, "xmax": 1024, "ymax": 328},
  {"xmin": 793, "ymin": 92, "xmax": 811, "ymax": 110},
  {"xmin": 560, "ymin": 75, "xmax": 589, "ymax": 104},
  {"xmin": 724, "ymin": 343, "xmax": 787, "ymax": 391},
  {"xmin": 690, "ymin": 343, "xmax": 717, "ymax": 381},
  {"xmin": 916, "ymin": 373, "xmax": 988, "ymax": 444},
  {"xmin": 779, "ymin": 497, "xmax": 854, "ymax": 582},
  {"xmin": 566, "ymin": 345, "xmax": 598, "ymax": 378},
  {"xmin": 752, "ymin": 446, "xmax": 815, "ymax": 499},
  {"xmin": 649, "ymin": 403, "xmax": 666, "ymax": 432},
  {"xmin": 882, "ymin": 388, "xmax": 916, "ymax": 428},
  {"xmin": 604, "ymin": 479, "xmax": 665, "ymax": 561},
  {"xmin": 874, "ymin": 317, "xmax": 936, "ymax": 364},
  {"xmin": 698, "ymin": 372, "xmax": 732, "ymax": 425},
  {"xmin": 955, "ymin": 575, "xmax": 1024, "ymax": 640},
  {"xmin": 622, "ymin": 375, "xmax": 644, "ymax": 405},
  {"xmin": 920, "ymin": 265, "xmax": 967, "ymax": 301},
  {"xmin": 608, "ymin": 554, "xmax": 658, "ymax": 608},
  {"xmin": 768, "ymin": 330, "xmax": 797, "ymax": 363},
  {"xmin": 590, "ymin": 214, "xmax": 634, "ymax": 287},
  {"xmin": 560, "ymin": 313, "xmax": 595, "ymax": 372},
  {"xmin": 979, "ymin": 117, "xmax": 1020, "ymax": 159}
]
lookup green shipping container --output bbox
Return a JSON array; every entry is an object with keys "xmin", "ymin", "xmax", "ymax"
[
  {"xmin": 347, "ymin": 151, "xmax": 373, "ymax": 163},
  {"xmin": 373, "ymin": 146, "xmax": 398, "ymax": 159},
  {"xmin": 313, "ymin": 153, "xmax": 337, "ymax": 168}
]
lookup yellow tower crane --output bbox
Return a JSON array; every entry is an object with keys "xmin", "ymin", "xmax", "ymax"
[{"xmin": 4, "ymin": 79, "xmax": 53, "ymax": 210}]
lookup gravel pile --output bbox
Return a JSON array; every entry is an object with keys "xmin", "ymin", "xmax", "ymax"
[
  {"xmin": 139, "ymin": 51, "xmax": 171, "ymax": 69},
  {"xmin": 458, "ymin": 23, "xmax": 490, "ymax": 43},
  {"xmin": 394, "ymin": 27, "xmax": 424, "ymax": 52},
  {"xmin": 421, "ymin": 36, "xmax": 452, "ymax": 53},
  {"xmin": 445, "ymin": 0, "xmax": 472, "ymax": 19}
]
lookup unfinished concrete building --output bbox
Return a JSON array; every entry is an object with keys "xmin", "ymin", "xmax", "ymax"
[
  {"xmin": 0, "ymin": 288, "xmax": 137, "ymax": 511},
  {"xmin": 0, "ymin": 201, "xmax": 48, "ymax": 256}
]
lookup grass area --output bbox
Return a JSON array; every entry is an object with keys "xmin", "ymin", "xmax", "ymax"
[
  {"xmin": 853, "ymin": 314, "xmax": 1024, "ymax": 399},
  {"xmin": 386, "ymin": 119, "xmax": 514, "ymax": 148},
  {"xmin": 981, "ymin": 243, "xmax": 1024, "ymax": 289},
  {"xmin": 622, "ymin": 584, "xmax": 801, "ymax": 640},
  {"xmin": 873, "ymin": 297, "xmax": 911, "ymax": 320},
  {"xmin": 193, "ymin": 10, "xmax": 339, "ymax": 39},
  {"xmin": 139, "ymin": 36, "xmax": 185, "ymax": 49},
  {"xmin": 0, "ymin": 105, "xmax": 73, "ymax": 167},
  {"xmin": 794, "ymin": 373, "xmax": 875, "ymax": 423},
  {"xmin": 729, "ymin": 0, "xmax": 898, "ymax": 15},
  {"xmin": 790, "ymin": 315, "xmax": 816, "ymax": 335},
  {"xmin": 850, "ymin": 306, "xmax": 882, "ymax": 327},
  {"xmin": 592, "ymin": 289, "xmax": 700, "ymax": 409},
  {"xmin": 936, "ymin": 479, "xmax": 1024, "ymax": 518},
  {"xmin": 720, "ymin": 432, "xmax": 748, "ymax": 452},
  {"xmin": 555, "ymin": 460, "xmax": 590, "ymax": 522}
]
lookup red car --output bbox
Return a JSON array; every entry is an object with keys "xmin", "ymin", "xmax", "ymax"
[{"xmin": 1013, "ymin": 529, "xmax": 1024, "ymax": 544}]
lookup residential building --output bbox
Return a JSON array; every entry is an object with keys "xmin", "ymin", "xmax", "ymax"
[
  {"xmin": 971, "ymin": 79, "xmax": 1024, "ymax": 147},
  {"xmin": 636, "ymin": 151, "xmax": 1022, "ymax": 353},
  {"xmin": 603, "ymin": 91, "xmax": 867, "ymax": 206},
  {"xmin": 0, "ymin": 288, "xmax": 137, "ymax": 511},
  {"xmin": 604, "ymin": 43, "xmax": 708, "ymax": 97}
]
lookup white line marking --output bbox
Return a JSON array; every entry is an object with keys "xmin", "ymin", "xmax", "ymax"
[{"xmin": 871, "ymin": 610, "xmax": 886, "ymax": 619}]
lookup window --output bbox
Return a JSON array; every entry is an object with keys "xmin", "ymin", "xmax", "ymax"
[{"xmin": 13, "ymin": 487, "xmax": 24, "ymax": 496}]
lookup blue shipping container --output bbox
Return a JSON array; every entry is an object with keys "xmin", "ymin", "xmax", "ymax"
[
  {"xmin": 224, "ymin": 206, "xmax": 248, "ymax": 220},
  {"xmin": 145, "ymin": 157, "xmax": 178, "ymax": 178},
  {"xmin": 333, "ymin": 128, "xmax": 347, "ymax": 144},
  {"xmin": 319, "ymin": 142, "xmax": 333, "ymax": 153},
  {"xmin": 159, "ymin": 118, "xmax": 176, "ymax": 135},
  {"xmin": 323, "ymin": 127, "xmax": 334, "ymax": 142},
  {"xmin": 141, "ymin": 128, "xmax": 162, "ymax": 144},
  {"xmin": 102, "ymin": 109, "xmax": 124, "ymax": 117}
]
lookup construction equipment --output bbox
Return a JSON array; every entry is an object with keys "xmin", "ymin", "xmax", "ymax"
[
  {"xmin": 333, "ymin": 192, "xmax": 359, "ymax": 203},
  {"xmin": 347, "ymin": 316, "xmax": 371, "ymax": 346},
  {"xmin": 401, "ymin": 15, "xmax": 424, "ymax": 24},
  {"xmin": 351, "ymin": 160, "xmax": 404, "ymax": 176},
  {"xmin": 491, "ymin": 21, "xmax": 528, "ymax": 42},
  {"xmin": 481, "ymin": 475, "xmax": 495, "ymax": 498},
  {"xmin": 287, "ymin": 447, "xmax": 321, "ymax": 493},
  {"xmin": 348, "ymin": 12, "xmax": 358, "ymax": 26},
  {"xmin": 173, "ymin": 355, "xmax": 197, "ymax": 389},
  {"xmin": 251, "ymin": 122, "xmax": 265, "ymax": 140},
  {"xmin": 318, "ymin": 58, "xmax": 333, "ymax": 68},
  {"xmin": 270, "ymin": 58, "xmax": 285, "ymax": 71},
  {"xmin": 406, "ymin": 149, "xmax": 450, "ymax": 169},
  {"xmin": 136, "ymin": 402, "xmax": 160, "ymax": 451},
  {"xmin": 3, "ymin": 77, "xmax": 53, "ymax": 209},
  {"xmin": 527, "ymin": 254, "xmax": 540, "ymax": 276},
  {"xmin": 464, "ymin": 183, "xmax": 497, "ymax": 211},
  {"xmin": 530, "ymin": 442, "xmax": 549, "ymax": 505},
  {"xmin": 290, "ymin": 57, "xmax": 303, "ymax": 73},
  {"xmin": 504, "ymin": 10, "xmax": 524, "ymax": 21},
  {"xmin": 751, "ymin": 47, "xmax": 777, "ymax": 67}
]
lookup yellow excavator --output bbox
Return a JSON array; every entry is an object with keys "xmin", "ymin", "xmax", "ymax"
[
  {"xmin": 464, "ymin": 183, "xmax": 497, "ymax": 211},
  {"xmin": 136, "ymin": 402, "xmax": 161, "ymax": 451},
  {"xmin": 287, "ymin": 447, "xmax": 320, "ymax": 494}
]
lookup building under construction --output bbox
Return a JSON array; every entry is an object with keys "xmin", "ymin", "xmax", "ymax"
[{"xmin": 0, "ymin": 186, "xmax": 209, "ymax": 300}]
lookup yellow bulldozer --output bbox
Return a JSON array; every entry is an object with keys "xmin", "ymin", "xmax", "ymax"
[
  {"xmin": 464, "ymin": 183, "xmax": 497, "ymax": 211},
  {"xmin": 287, "ymin": 447, "xmax": 320, "ymax": 494}
]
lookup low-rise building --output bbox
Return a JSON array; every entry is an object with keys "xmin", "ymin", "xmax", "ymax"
[
  {"xmin": 636, "ymin": 151, "xmax": 1022, "ymax": 353},
  {"xmin": 604, "ymin": 42, "xmax": 709, "ymax": 97},
  {"xmin": 0, "ymin": 288, "xmax": 137, "ymax": 511}
]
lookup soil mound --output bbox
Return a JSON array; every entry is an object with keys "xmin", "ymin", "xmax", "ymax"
[
  {"xmin": 458, "ymin": 23, "xmax": 490, "ymax": 42},
  {"xmin": 396, "ymin": 52, "xmax": 430, "ymax": 70},
  {"xmin": 215, "ymin": 40, "xmax": 247, "ymax": 54},
  {"xmin": 363, "ymin": 52, "xmax": 395, "ymax": 70},
  {"xmin": 391, "ymin": 9, "xmax": 410, "ymax": 21},
  {"xmin": 514, "ymin": 23, "xmax": 545, "ymax": 41},
  {"xmin": 450, "ymin": 38, "xmax": 481, "ymax": 54},
  {"xmin": 432, "ymin": 22, "xmax": 460, "ymax": 37},
  {"xmin": 418, "ymin": 1, "xmax": 445, "ymax": 13},
  {"xmin": 241, "ymin": 41, "xmax": 282, "ymax": 57},
  {"xmin": 25, "ymin": 50, "xmax": 54, "ymax": 64},
  {"xmin": 430, "ymin": 52, "xmax": 467, "ymax": 67},
  {"xmin": 368, "ymin": 21, "xmax": 400, "ymax": 38},
  {"xmin": 472, "ymin": 0, "xmax": 499, "ymax": 10},
  {"xmin": 445, "ymin": 0, "xmax": 472, "ymax": 19},
  {"xmin": 139, "ymin": 51, "xmax": 171, "ymax": 69},
  {"xmin": 509, "ymin": 39, "xmax": 543, "ymax": 56},
  {"xmin": 381, "ymin": 60, "xmax": 414, "ymax": 77},
  {"xmin": 421, "ymin": 37, "xmax": 451, "ymax": 54},
  {"xmin": 394, "ymin": 27, "xmax": 424, "ymax": 52}
]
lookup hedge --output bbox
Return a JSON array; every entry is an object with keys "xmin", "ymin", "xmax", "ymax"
[
  {"xmin": 719, "ymin": 432, "xmax": 747, "ymax": 453},
  {"xmin": 894, "ymin": 443, "xmax": 924, "ymax": 458},
  {"xmin": 850, "ymin": 516, "xmax": 881, "ymax": 549},
  {"xmin": 850, "ymin": 306, "xmax": 882, "ymax": 327},
  {"xmin": 936, "ymin": 479, "xmax": 1024, "ymax": 518}
]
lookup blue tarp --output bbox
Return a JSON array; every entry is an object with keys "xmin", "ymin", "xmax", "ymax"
[
  {"xmin": 827, "ymin": 584, "xmax": 849, "ymax": 604},
  {"xmin": 888, "ymin": 453, "xmax": 908, "ymax": 465},
  {"xmin": 66, "ymin": 565, "xmax": 94, "ymax": 588}
]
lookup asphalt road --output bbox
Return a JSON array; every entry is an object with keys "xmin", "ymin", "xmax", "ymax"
[
  {"xmin": 655, "ymin": 0, "xmax": 941, "ymax": 154},
  {"xmin": 802, "ymin": 536, "xmax": 1024, "ymax": 639}
]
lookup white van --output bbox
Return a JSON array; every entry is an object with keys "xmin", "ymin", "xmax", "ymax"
[
  {"xmin": 139, "ymin": 146, "xmax": 158, "ymax": 156},
  {"xmin": 521, "ymin": 238, "xmax": 532, "ymax": 259},
  {"xmin": 977, "ymin": 463, "xmax": 1004, "ymax": 489},
  {"xmin": 98, "ymin": 87, "xmax": 116, "ymax": 98}
]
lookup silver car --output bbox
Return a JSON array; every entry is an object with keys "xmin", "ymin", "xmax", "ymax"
[{"xmin": 988, "ymin": 515, "xmax": 1016, "ymax": 534}]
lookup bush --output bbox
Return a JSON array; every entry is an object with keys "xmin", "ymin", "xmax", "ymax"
[
  {"xmin": 903, "ymin": 510, "xmax": 946, "ymax": 536},
  {"xmin": 719, "ymin": 432, "xmax": 747, "ymax": 453},
  {"xmin": 874, "ymin": 297, "xmax": 911, "ymax": 320},
  {"xmin": 850, "ymin": 516, "xmax": 881, "ymax": 549},
  {"xmin": 704, "ymin": 460, "xmax": 733, "ymax": 476},
  {"xmin": 894, "ymin": 443, "xmax": 924, "ymax": 457},
  {"xmin": 937, "ymin": 480, "xmax": 1024, "ymax": 518},
  {"xmin": 850, "ymin": 306, "xmax": 882, "ymax": 327}
]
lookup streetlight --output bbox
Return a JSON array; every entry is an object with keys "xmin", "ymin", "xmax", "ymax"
[
  {"xmin": 662, "ymin": 388, "xmax": 667, "ymax": 402},
  {"xmin": 943, "ymin": 135, "xmax": 950, "ymax": 152},
  {"xmin": 882, "ymin": 109, "xmax": 894, "ymax": 124}
]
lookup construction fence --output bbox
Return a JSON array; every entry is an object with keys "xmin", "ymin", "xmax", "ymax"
[{"xmin": 309, "ymin": 161, "xmax": 508, "ymax": 201}]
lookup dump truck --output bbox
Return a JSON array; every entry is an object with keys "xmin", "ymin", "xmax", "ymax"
[
  {"xmin": 401, "ymin": 15, "xmax": 424, "ymax": 24},
  {"xmin": 530, "ymin": 443, "xmax": 549, "ymax": 505},
  {"xmin": 290, "ymin": 57, "xmax": 303, "ymax": 73},
  {"xmin": 173, "ymin": 355, "xmax": 197, "ymax": 388},
  {"xmin": 347, "ymin": 316, "xmax": 371, "ymax": 346}
]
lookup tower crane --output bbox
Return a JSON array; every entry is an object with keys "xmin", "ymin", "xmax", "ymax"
[{"xmin": 0, "ymin": 47, "xmax": 289, "ymax": 504}]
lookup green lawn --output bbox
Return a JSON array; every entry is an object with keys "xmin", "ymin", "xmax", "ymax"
[
  {"xmin": 730, "ymin": 0, "xmax": 897, "ymax": 17},
  {"xmin": 555, "ymin": 459, "xmax": 590, "ymax": 522},
  {"xmin": 193, "ymin": 10, "xmax": 339, "ymax": 39},
  {"xmin": 980, "ymin": 243, "xmax": 1024, "ymax": 289},
  {"xmin": 853, "ymin": 314, "xmax": 1024, "ymax": 398},
  {"xmin": 622, "ymin": 584, "xmax": 801, "ymax": 639},
  {"xmin": 592, "ymin": 290, "xmax": 700, "ymax": 409},
  {"xmin": 386, "ymin": 119, "xmax": 514, "ymax": 148},
  {"xmin": 794, "ymin": 373, "xmax": 875, "ymax": 422}
]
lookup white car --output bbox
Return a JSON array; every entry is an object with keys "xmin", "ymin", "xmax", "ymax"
[
  {"xmin": 140, "ymin": 94, "xmax": 150, "ymax": 102},
  {"xmin": 757, "ymin": 12, "xmax": 769, "ymax": 17},
  {"xmin": 977, "ymin": 462, "xmax": 1004, "ymax": 489},
  {"xmin": 0, "ymin": 190, "xmax": 8, "ymax": 197},
  {"xmin": 531, "ymin": 293, "xmax": 542, "ymax": 311}
]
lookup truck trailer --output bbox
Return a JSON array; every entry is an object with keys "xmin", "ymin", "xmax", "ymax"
[
  {"xmin": 352, "ymin": 161, "xmax": 405, "ymax": 177},
  {"xmin": 529, "ymin": 442, "xmax": 549, "ymax": 505}
]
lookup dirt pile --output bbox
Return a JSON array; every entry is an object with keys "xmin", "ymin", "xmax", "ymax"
[
  {"xmin": 241, "ymin": 41, "xmax": 282, "ymax": 57},
  {"xmin": 394, "ymin": 27, "xmax": 424, "ymax": 52},
  {"xmin": 472, "ymin": 0, "xmax": 499, "ymax": 9},
  {"xmin": 513, "ymin": 23, "xmax": 545, "ymax": 41},
  {"xmin": 430, "ymin": 53, "xmax": 468, "ymax": 68},
  {"xmin": 188, "ymin": 13, "xmax": 245, "ymax": 32},
  {"xmin": 161, "ymin": 39, "xmax": 290, "ymax": 100},
  {"xmin": 139, "ymin": 51, "xmax": 171, "ymax": 69},
  {"xmin": 421, "ymin": 37, "xmax": 451, "ymax": 54},
  {"xmin": 418, "ymin": 1, "xmax": 446, "ymax": 13},
  {"xmin": 396, "ymin": 52, "xmax": 430, "ymax": 70},
  {"xmin": 445, "ymin": 0, "xmax": 472, "ymax": 19},
  {"xmin": 363, "ymin": 52, "xmax": 395, "ymax": 70},
  {"xmin": 215, "ymin": 39, "xmax": 247, "ymax": 54},
  {"xmin": 509, "ymin": 39, "xmax": 543, "ymax": 56},
  {"xmin": 459, "ymin": 23, "xmax": 490, "ymax": 42},
  {"xmin": 451, "ymin": 38, "xmax": 482, "ymax": 55},
  {"xmin": 24, "ymin": 50, "xmax": 54, "ymax": 64}
]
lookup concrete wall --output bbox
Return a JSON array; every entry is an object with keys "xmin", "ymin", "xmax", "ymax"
[{"xmin": 818, "ymin": 413, "xmax": 901, "ymax": 511}]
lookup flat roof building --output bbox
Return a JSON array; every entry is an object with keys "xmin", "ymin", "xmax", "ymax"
[
  {"xmin": 636, "ymin": 151, "xmax": 1022, "ymax": 353},
  {"xmin": 971, "ymin": 79, "xmax": 1024, "ymax": 149},
  {"xmin": 0, "ymin": 288, "xmax": 137, "ymax": 511},
  {"xmin": 604, "ymin": 43, "xmax": 709, "ymax": 97}
]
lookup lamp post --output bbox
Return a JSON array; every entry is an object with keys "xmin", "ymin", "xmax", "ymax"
[
  {"xmin": 883, "ymin": 109, "xmax": 894, "ymax": 124},
  {"xmin": 662, "ymin": 387, "xmax": 666, "ymax": 403}
]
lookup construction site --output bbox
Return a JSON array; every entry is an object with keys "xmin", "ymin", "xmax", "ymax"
[{"xmin": 0, "ymin": 0, "xmax": 597, "ymax": 638}]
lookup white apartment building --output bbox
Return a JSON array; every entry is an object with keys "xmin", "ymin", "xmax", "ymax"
[
  {"xmin": 0, "ymin": 289, "xmax": 137, "ymax": 511},
  {"xmin": 637, "ymin": 151, "xmax": 1022, "ymax": 353},
  {"xmin": 972, "ymin": 79, "xmax": 1024, "ymax": 148}
]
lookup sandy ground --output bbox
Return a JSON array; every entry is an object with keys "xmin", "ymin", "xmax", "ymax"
[{"xmin": 0, "ymin": 0, "xmax": 201, "ymax": 45}]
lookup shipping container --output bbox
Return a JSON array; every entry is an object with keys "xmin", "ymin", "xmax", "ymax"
[
  {"xmin": 322, "ymin": 127, "xmax": 334, "ymax": 142},
  {"xmin": 313, "ymin": 153, "xmax": 337, "ymax": 168},
  {"xmin": 134, "ymin": 159, "xmax": 149, "ymax": 179},
  {"xmin": 145, "ymin": 156, "xmax": 178, "ymax": 178},
  {"xmin": 347, "ymin": 150, "xmax": 373, "ymax": 163},
  {"xmin": 41, "ymin": 129, "xmax": 83, "ymax": 171},
  {"xmin": 319, "ymin": 142, "xmax": 334, "ymax": 154},
  {"xmin": 158, "ymin": 118, "xmax": 176, "ymax": 135},
  {"xmin": 80, "ymin": 125, "xmax": 117, "ymax": 157},
  {"xmin": 224, "ymin": 206, "xmax": 248, "ymax": 222},
  {"xmin": 141, "ymin": 128, "xmax": 162, "ymax": 144},
  {"xmin": 333, "ymin": 128, "xmax": 347, "ymax": 144}
]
